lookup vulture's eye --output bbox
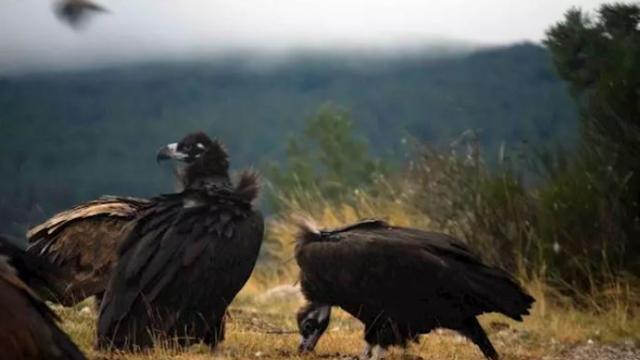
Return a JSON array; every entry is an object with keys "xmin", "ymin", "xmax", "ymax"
[{"xmin": 182, "ymin": 144, "xmax": 193, "ymax": 152}]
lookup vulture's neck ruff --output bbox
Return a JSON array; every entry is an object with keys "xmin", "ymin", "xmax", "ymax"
[{"xmin": 295, "ymin": 218, "xmax": 389, "ymax": 248}]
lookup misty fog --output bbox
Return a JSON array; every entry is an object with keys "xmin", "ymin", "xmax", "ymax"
[{"xmin": 0, "ymin": 0, "xmax": 607, "ymax": 74}]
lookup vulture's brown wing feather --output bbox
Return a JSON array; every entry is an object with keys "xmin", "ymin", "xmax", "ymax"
[
  {"xmin": 27, "ymin": 196, "xmax": 151, "ymax": 305},
  {"xmin": 0, "ymin": 257, "xmax": 85, "ymax": 360},
  {"xmin": 27, "ymin": 196, "xmax": 148, "ymax": 239}
]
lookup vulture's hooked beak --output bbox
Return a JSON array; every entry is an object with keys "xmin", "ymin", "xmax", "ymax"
[
  {"xmin": 156, "ymin": 143, "xmax": 188, "ymax": 163},
  {"xmin": 298, "ymin": 331, "xmax": 322, "ymax": 353}
]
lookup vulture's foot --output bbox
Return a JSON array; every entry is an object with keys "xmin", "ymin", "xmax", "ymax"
[{"xmin": 359, "ymin": 344, "xmax": 386, "ymax": 360}]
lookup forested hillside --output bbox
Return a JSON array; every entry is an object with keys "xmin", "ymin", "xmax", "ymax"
[{"xmin": 0, "ymin": 42, "xmax": 577, "ymax": 236}]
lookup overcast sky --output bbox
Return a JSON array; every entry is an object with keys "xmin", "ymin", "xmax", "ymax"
[{"xmin": 0, "ymin": 0, "xmax": 611, "ymax": 74}]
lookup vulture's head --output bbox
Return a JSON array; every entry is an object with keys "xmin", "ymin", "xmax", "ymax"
[
  {"xmin": 296, "ymin": 302, "xmax": 331, "ymax": 353},
  {"xmin": 156, "ymin": 132, "xmax": 230, "ymax": 189}
]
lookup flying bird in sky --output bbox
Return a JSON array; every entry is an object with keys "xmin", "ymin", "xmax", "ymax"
[
  {"xmin": 0, "ymin": 236, "xmax": 86, "ymax": 360},
  {"xmin": 98, "ymin": 132, "xmax": 264, "ymax": 351},
  {"xmin": 54, "ymin": 0, "xmax": 108, "ymax": 29},
  {"xmin": 295, "ymin": 219, "xmax": 535, "ymax": 360},
  {"xmin": 27, "ymin": 196, "xmax": 151, "ymax": 306}
]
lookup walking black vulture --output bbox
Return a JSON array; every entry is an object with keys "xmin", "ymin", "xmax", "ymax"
[
  {"xmin": 27, "ymin": 196, "xmax": 151, "ymax": 306},
  {"xmin": 97, "ymin": 132, "xmax": 264, "ymax": 351},
  {"xmin": 295, "ymin": 219, "xmax": 535, "ymax": 360},
  {"xmin": 0, "ymin": 236, "xmax": 86, "ymax": 360}
]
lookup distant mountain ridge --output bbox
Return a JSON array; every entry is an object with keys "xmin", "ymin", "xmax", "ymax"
[
  {"xmin": 0, "ymin": 42, "xmax": 577, "ymax": 236},
  {"xmin": 0, "ymin": 37, "xmax": 480, "ymax": 76}
]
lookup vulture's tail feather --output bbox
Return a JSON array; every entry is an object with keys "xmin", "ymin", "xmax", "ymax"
[{"xmin": 468, "ymin": 266, "xmax": 535, "ymax": 321}]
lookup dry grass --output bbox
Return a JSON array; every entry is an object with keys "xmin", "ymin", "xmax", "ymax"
[
  {"xmin": 55, "ymin": 275, "xmax": 639, "ymax": 360},
  {"xmin": 54, "ymin": 196, "xmax": 639, "ymax": 359}
]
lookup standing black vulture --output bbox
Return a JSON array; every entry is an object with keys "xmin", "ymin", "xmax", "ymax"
[
  {"xmin": 27, "ymin": 196, "xmax": 151, "ymax": 306},
  {"xmin": 97, "ymin": 132, "xmax": 264, "ymax": 351},
  {"xmin": 295, "ymin": 219, "xmax": 535, "ymax": 360},
  {"xmin": 0, "ymin": 236, "xmax": 86, "ymax": 360}
]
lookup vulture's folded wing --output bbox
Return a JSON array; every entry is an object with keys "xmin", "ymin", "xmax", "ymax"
[
  {"xmin": 297, "ymin": 222, "xmax": 534, "ymax": 320},
  {"xmin": 98, "ymin": 194, "xmax": 263, "ymax": 346}
]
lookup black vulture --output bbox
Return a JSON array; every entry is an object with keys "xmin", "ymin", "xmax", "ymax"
[
  {"xmin": 54, "ymin": 0, "xmax": 108, "ymax": 29},
  {"xmin": 27, "ymin": 196, "xmax": 151, "ymax": 306},
  {"xmin": 295, "ymin": 219, "xmax": 535, "ymax": 360},
  {"xmin": 0, "ymin": 236, "xmax": 86, "ymax": 360},
  {"xmin": 97, "ymin": 132, "xmax": 264, "ymax": 351}
]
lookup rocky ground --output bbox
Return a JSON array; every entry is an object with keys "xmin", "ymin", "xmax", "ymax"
[{"xmin": 543, "ymin": 341, "xmax": 639, "ymax": 360}]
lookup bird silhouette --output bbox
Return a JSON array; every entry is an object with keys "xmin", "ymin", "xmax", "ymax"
[{"xmin": 54, "ymin": 0, "xmax": 108, "ymax": 29}]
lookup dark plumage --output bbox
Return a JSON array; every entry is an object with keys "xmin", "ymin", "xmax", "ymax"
[
  {"xmin": 97, "ymin": 132, "xmax": 264, "ymax": 351},
  {"xmin": 295, "ymin": 219, "xmax": 535, "ymax": 360},
  {"xmin": 27, "ymin": 196, "xmax": 151, "ymax": 306},
  {"xmin": 54, "ymin": 0, "xmax": 107, "ymax": 29},
  {"xmin": 0, "ymin": 235, "xmax": 70, "ymax": 303},
  {"xmin": 0, "ymin": 236, "xmax": 86, "ymax": 360}
]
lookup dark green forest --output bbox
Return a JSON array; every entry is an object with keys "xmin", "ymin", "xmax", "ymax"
[{"xmin": 0, "ymin": 42, "xmax": 578, "ymax": 236}]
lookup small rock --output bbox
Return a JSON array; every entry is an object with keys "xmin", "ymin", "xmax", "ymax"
[
  {"xmin": 257, "ymin": 284, "xmax": 304, "ymax": 303},
  {"xmin": 453, "ymin": 335, "xmax": 466, "ymax": 343}
]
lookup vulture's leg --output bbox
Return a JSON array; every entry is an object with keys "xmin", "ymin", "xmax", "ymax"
[
  {"xmin": 94, "ymin": 292, "xmax": 103, "ymax": 311},
  {"xmin": 202, "ymin": 316, "xmax": 225, "ymax": 349},
  {"xmin": 359, "ymin": 343, "xmax": 373, "ymax": 359},
  {"xmin": 370, "ymin": 345, "xmax": 387, "ymax": 360},
  {"xmin": 458, "ymin": 317, "xmax": 499, "ymax": 360}
]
